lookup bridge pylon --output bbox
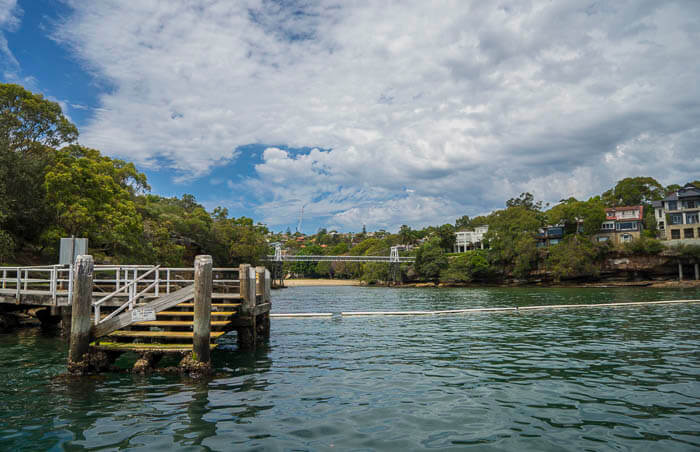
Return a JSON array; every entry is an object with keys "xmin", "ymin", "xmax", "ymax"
[{"xmin": 388, "ymin": 246, "xmax": 401, "ymax": 284}]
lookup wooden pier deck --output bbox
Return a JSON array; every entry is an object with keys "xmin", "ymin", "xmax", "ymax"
[{"xmin": 1, "ymin": 259, "xmax": 271, "ymax": 373}]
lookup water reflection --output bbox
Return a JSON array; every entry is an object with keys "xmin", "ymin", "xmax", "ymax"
[{"xmin": 1, "ymin": 287, "xmax": 699, "ymax": 450}]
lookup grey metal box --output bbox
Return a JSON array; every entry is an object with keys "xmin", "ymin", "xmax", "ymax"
[{"xmin": 59, "ymin": 238, "xmax": 88, "ymax": 265}]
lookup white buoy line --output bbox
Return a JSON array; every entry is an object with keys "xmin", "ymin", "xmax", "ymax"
[{"xmin": 270, "ymin": 299, "xmax": 700, "ymax": 318}]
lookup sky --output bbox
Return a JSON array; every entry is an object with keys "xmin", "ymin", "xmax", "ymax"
[{"xmin": 2, "ymin": 0, "xmax": 699, "ymax": 234}]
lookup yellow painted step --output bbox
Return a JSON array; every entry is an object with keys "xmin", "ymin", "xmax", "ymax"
[
  {"xmin": 158, "ymin": 311, "xmax": 237, "ymax": 317},
  {"xmin": 134, "ymin": 320, "xmax": 229, "ymax": 327},
  {"xmin": 107, "ymin": 330, "xmax": 226, "ymax": 339},
  {"xmin": 211, "ymin": 294, "xmax": 242, "ymax": 299},
  {"xmin": 91, "ymin": 342, "xmax": 218, "ymax": 352}
]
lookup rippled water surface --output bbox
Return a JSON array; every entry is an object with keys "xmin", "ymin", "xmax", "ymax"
[{"xmin": 1, "ymin": 286, "xmax": 699, "ymax": 451}]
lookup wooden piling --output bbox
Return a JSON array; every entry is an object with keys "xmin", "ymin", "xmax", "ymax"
[
  {"xmin": 264, "ymin": 269, "xmax": 271, "ymax": 301},
  {"xmin": 256, "ymin": 266, "xmax": 265, "ymax": 303},
  {"xmin": 678, "ymin": 262, "xmax": 683, "ymax": 281},
  {"xmin": 262, "ymin": 269, "xmax": 271, "ymax": 338},
  {"xmin": 68, "ymin": 255, "xmax": 94, "ymax": 373},
  {"xmin": 239, "ymin": 264, "xmax": 254, "ymax": 315},
  {"xmin": 237, "ymin": 264, "xmax": 257, "ymax": 350},
  {"xmin": 193, "ymin": 255, "xmax": 212, "ymax": 364},
  {"xmin": 695, "ymin": 263, "xmax": 699, "ymax": 281}
]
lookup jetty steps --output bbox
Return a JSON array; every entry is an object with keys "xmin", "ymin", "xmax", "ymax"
[{"xmin": 0, "ymin": 255, "xmax": 271, "ymax": 375}]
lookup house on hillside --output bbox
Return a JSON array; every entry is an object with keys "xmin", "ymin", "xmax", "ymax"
[
  {"xmin": 453, "ymin": 225, "xmax": 489, "ymax": 252},
  {"xmin": 594, "ymin": 205, "xmax": 644, "ymax": 244},
  {"xmin": 535, "ymin": 225, "xmax": 564, "ymax": 247},
  {"xmin": 656, "ymin": 183, "xmax": 700, "ymax": 244}
]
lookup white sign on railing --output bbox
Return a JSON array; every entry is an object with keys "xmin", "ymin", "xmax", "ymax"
[{"xmin": 131, "ymin": 307, "xmax": 156, "ymax": 322}]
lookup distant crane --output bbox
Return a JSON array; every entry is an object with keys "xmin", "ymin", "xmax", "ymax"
[{"xmin": 296, "ymin": 204, "xmax": 306, "ymax": 233}]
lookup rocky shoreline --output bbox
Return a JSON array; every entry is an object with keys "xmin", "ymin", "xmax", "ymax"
[{"xmin": 396, "ymin": 279, "xmax": 700, "ymax": 289}]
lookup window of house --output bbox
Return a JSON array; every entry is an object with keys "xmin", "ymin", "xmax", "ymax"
[
  {"xmin": 670, "ymin": 214, "xmax": 683, "ymax": 225},
  {"xmin": 549, "ymin": 239, "xmax": 560, "ymax": 245},
  {"xmin": 687, "ymin": 212, "xmax": 699, "ymax": 224},
  {"xmin": 684, "ymin": 228, "xmax": 695, "ymax": 239},
  {"xmin": 602, "ymin": 222, "xmax": 614, "ymax": 230},
  {"xmin": 671, "ymin": 229, "xmax": 681, "ymax": 239},
  {"xmin": 618, "ymin": 222, "xmax": 637, "ymax": 231},
  {"xmin": 597, "ymin": 236, "xmax": 609, "ymax": 242},
  {"xmin": 658, "ymin": 221, "xmax": 665, "ymax": 229},
  {"xmin": 684, "ymin": 200, "xmax": 696, "ymax": 209},
  {"xmin": 667, "ymin": 201, "xmax": 677, "ymax": 210},
  {"xmin": 621, "ymin": 234, "xmax": 632, "ymax": 243}
]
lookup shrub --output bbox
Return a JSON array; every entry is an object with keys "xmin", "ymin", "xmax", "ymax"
[
  {"xmin": 622, "ymin": 237, "xmax": 664, "ymax": 255},
  {"xmin": 670, "ymin": 243, "xmax": 700, "ymax": 260},
  {"xmin": 0, "ymin": 229, "xmax": 14, "ymax": 264},
  {"xmin": 546, "ymin": 236, "xmax": 600, "ymax": 281},
  {"xmin": 441, "ymin": 250, "xmax": 490, "ymax": 282}
]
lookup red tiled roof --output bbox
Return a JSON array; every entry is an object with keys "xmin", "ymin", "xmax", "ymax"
[{"xmin": 604, "ymin": 205, "xmax": 644, "ymax": 221}]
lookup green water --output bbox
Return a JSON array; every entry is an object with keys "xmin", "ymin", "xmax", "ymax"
[{"xmin": 1, "ymin": 286, "xmax": 699, "ymax": 451}]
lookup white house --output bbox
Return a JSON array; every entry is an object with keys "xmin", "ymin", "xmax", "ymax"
[{"xmin": 454, "ymin": 225, "xmax": 489, "ymax": 252}]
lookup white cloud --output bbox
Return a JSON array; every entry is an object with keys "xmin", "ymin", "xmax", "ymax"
[
  {"xmin": 51, "ymin": 0, "xmax": 700, "ymax": 230},
  {"xmin": 0, "ymin": 0, "xmax": 20, "ymax": 70}
]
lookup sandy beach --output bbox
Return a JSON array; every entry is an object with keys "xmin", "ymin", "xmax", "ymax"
[{"xmin": 283, "ymin": 279, "xmax": 361, "ymax": 287}]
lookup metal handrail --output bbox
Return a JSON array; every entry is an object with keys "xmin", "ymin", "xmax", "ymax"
[
  {"xmin": 97, "ymin": 279, "xmax": 160, "ymax": 325},
  {"xmin": 94, "ymin": 266, "xmax": 160, "ymax": 325},
  {"xmin": 94, "ymin": 266, "xmax": 160, "ymax": 307}
]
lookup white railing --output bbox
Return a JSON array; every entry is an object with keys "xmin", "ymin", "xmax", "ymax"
[
  {"xmin": 0, "ymin": 264, "xmax": 240, "ymax": 307},
  {"xmin": 94, "ymin": 266, "xmax": 160, "ymax": 325}
]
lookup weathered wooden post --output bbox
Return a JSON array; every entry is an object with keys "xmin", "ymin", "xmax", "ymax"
[
  {"xmin": 193, "ymin": 255, "xmax": 212, "ymax": 364},
  {"xmin": 695, "ymin": 263, "xmax": 699, "ymax": 281},
  {"xmin": 256, "ymin": 266, "xmax": 265, "ymax": 303},
  {"xmin": 262, "ymin": 268, "xmax": 271, "ymax": 339},
  {"xmin": 264, "ymin": 269, "xmax": 271, "ymax": 305},
  {"xmin": 678, "ymin": 262, "xmax": 683, "ymax": 281},
  {"xmin": 237, "ymin": 264, "xmax": 257, "ymax": 350},
  {"xmin": 68, "ymin": 255, "xmax": 94, "ymax": 374},
  {"xmin": 255, "ymin": 266, "xmax": 270, "ymax": 341}
]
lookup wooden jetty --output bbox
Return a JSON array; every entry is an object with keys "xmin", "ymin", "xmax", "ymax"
[{"xmin": 0, "ymin": 255, "xmax": 271, "ymax": 375}]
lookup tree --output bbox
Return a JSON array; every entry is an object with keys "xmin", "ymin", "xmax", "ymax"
[
  {"xmin": 441, "ymin": 250, "xmax": 489, "ymax": 282},
  {"xmin": 546, "ymin": 197, "xmax": 606, "ymax": 235},
  {"xmin": 398, "ymin": 224, "xmax": 416, "ymax": 245},
  {"xmin": 0, "ymin": 83, "xmax": 80, "ymax": 251},
  {"xmin": 602, "ymin": 177, "xmax": 664, "ymax": 207},
  {"xmin": 224, "ymin": 217, "xmax": 270, "ymax": 266},
  {"xmin": 43, "ymin": 145, "xmax": 146, "ymax": 258},
  {"xmin": 315, "ymin": 260, "xmax": 333, "ymax": 278},
  {"xmin": 436, "ymin": 223, "xmax": 456, "ymax": 251},
  {"xmin": 414, "ymin": 237, "xmax": 448, "ymax": 282},
  {"xmin": 547, "ymin": 236, "xmax": 602, "ymax": 281},
  {"xmin": 485, "ymin": 205, "xmax": 543, "ymax": 278},
  {"xmin": 455, "ymin": 215, "xmax": 471, "ymax": 230},
  {"xmin": 289, "ymin": 244, "xmax": 323, "ymax": 276},
  {"xmin": 506, "ymin": 192, "xmax": 542, "ymax": 211},
  {"xmin": 0, "ymin": 229, "xmax": 13, "ymax": 264},
  {"xmin": 665, "ymin": 184, "xmax": 682, "ymax": 196},
  {"xmin": 0, "ymin": 83, "xmax": 78, "ymax": 152}
]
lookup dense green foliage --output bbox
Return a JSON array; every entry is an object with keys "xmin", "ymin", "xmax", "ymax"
[
  {"xmin": 622, "ymin": 237, "xmax": 664, "ymax": 255},
  {"xmin": 415, "ymin": 238, "xmax": 448, "ymax": 282},
  {"xmin": 441, "ymin": 250, "xmax": 490, "ymax": 283},
  {"xmin": 546, "ymin": 236, "xmax": 604, "ymax": 281},
  {"xmin": 0, "ymin": 83, "xmax": 270, "ymax": 266}
]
